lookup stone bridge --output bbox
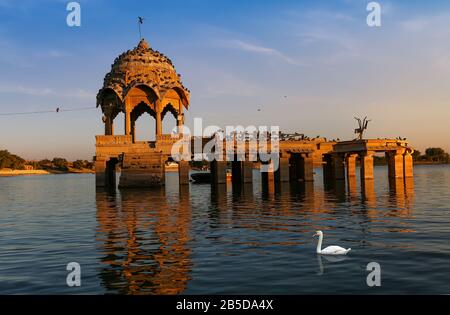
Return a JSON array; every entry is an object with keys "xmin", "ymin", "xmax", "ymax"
[{"xmin": 94, "ymin": 39, "xmax": 414, "ymax": 189}]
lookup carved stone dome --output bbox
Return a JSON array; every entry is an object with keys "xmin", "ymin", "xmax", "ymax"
[{"xmin": 97, "ymin": 39, "xmax": 190, "ymax": 108}]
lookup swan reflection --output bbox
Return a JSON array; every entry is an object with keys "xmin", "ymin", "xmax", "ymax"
[{"xmin": 316, "ymin": 254, "xmax": 349, "ymax": 275}]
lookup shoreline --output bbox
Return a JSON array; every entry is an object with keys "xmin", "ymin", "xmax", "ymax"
[
  {"xmin": 0, "ymin": 168, "xmax": 94, "ymax": 177},
  {"xmin": 2, "ymin": 162, "xmax": 448, "ymax": 177}
]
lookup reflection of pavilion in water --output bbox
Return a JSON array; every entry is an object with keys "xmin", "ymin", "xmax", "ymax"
[{"xmin": 95, "ymin": 186, "xmax": 191, "ymax": 294}]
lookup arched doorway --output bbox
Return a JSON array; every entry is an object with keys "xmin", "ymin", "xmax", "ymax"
[
  {"xmin": 162, "ymin": 104, "xmax": 179, "ymax": 135},
  {"xmin": 131, "ymin": 102, "xmax": 156, "ymax": 142}
]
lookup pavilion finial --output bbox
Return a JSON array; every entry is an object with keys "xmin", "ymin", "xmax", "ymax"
[{"xmin": 137, "ymin": 38, "xmax": 150, "ymax": 50}]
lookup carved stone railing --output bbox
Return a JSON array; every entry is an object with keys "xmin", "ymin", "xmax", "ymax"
[{"xmin": 96, "ymin": 135, "xmax": 133, "ymax": 146}]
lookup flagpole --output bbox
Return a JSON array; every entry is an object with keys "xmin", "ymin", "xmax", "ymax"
[
  {"xmin": 138, "ymin": 17, "xmax": 144, "ymax": 40},
  {"xmin": 138, "ymin": 19, "xmax": 141, "ymax": 40}
]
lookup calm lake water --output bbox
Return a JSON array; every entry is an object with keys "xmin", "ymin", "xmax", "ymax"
[{"xmin": 1, "ymin": 165, "xmax": 450, "ymax": 294}]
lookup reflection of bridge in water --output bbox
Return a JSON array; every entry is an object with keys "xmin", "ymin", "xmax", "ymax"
[
  {"xmin": 94, "ymin": 39, "xmax": 414, "ymax": 193},
  {"xmin": 94, "ymin": 173, "xmax": 415, "ymax": 294}
]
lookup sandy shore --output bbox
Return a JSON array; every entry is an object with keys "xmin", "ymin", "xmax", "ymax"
[
  {"xmin": 0, "ymin": 169, "xmax": 50, "ymax": 176},
  {"xmin": 0, "ymin": 168, "xmax": 94, "ymax": 176}
]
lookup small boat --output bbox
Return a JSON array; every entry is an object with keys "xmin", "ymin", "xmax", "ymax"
[{"xmin": 190, "ymin": 172, "xmax": 212, "ymax": 183}]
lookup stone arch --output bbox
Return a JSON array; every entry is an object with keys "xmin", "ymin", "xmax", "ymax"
[
  {"xmin": 124, "ymin": 83, "xmax": 159, "ymax": 108},
  {"xmin": 98, "ymin": 88, "xmax": 123, "ymax": 135},
  {"xmin": 97, "ymin": 87, "xmax": 123, "ymax": 107},
  {"xmin": 130, "ymin": 101, "xmax": 157, "ymax": 142},
  {"xmin": 161, "ymin": 103, "xmax": 178, "ymax": 120},
  {"xmin": 161, "ymin": 86, "xmax": 189, "ymax": 109},
  {"xmin": 161, "ymin": 88, "xmax": 187, "ymax": 134},
  {"xmin": 161, "ymin": 103, "xmax": 179, "ymax": 134}
]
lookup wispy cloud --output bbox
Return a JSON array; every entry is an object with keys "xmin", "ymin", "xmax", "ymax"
[
  {"xmin": 35, "ymin": 49, "xmax": 73, "ymax": 59},
  {"xmin": 215, "ymin": 39, "xmax": 303, "ymax": 66},
  {"xmin": 0, "ymin": 84, "xmax": 53, "ymax": 96},
  {"xmin": 0, "ymin": 83, "xmax": 95, "ymax": 99}
]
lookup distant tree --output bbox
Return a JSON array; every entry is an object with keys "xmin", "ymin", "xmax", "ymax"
[
  {"xmin": 28, "ymin": 161, "xmax": 41, "ymax": 170},
  {"xmin": 424, "ymin": 148, "xmax": 450, "ymax": 163},
  {"xmin": 0, "ymin": 150, "xmax": 25, "ymax": 170},
  {"xmin": 412, "ymin": 150, "xmax": 421, "ymax": 161},
  {"xmin": 83, "ymin": 160, "xmax": 94, "ymax": 170},
  {"xmin": 37, "ymin": 159, "xmax": 52, "ymax": 170},
  {"xmin": 73, "ymin": 160, "xmax": 84, "ymax": 169},
  {"xmin": 52, "ymin": 157, "xmax": 68, "ymax": 171}
]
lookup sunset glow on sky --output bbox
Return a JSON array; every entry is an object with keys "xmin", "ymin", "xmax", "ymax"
[{"xmin": 1, "ymin": 0, "xmax": 450, "ymax": 160}]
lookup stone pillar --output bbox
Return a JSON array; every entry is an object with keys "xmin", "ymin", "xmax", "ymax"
[
  {"xmin": 387, "ymin": 150, "xmax": 404, "ymax": 179},
  {"xmin": 388, "ymin": 150, "xmax": 404, "ymax": 179},
  {"xmin": 95, "ymin": 157, "xmax": 106, "ymax": 187},
  {"xmin": 105, "ymin": 115, "xmax": 113, "ymax": 135},
  {"xmin": 131, "ymin": 119, "xmax": 136, "ymax": 142},
  {"xmin": 176, "ymin": 113, "xmax": 184, "ymax": 134},
  {"xmin": 404, "ymin": 150, "xmax": 414, "ymax": 178},
  {"xmin": 211, "ymin": 160, "xmax": 227, "ymax": 184},
  {"xmin": 156, "ymin": 110, "xmax": 162, "ymax": 137},
  {"xmin": 333, "ymin": 153, "xmax": 346, "ymax": 180},
  {"xmin": 301, "ymin": 154, "xmax": 314, "ymax": 182},
  {"xmin": 242, "ymin": 161, "xmax": 253, "ymax": 183},
  {"xmin": 345, "ymin": 153, "xmax": 357, "ymax": 179},
  {"xmin": 360, "ymin": 151, "xmax": 374, "ymax": 180},
  {"xmin": 178, "ymin": 161, "xmax": 190, "ymax": 185},
  {"xmin": 125, "ymin": 110, "xmax": 131, "ymax": 135},
  {"xmin": 276, "ymin": 157, "xmax": 290, "ymax": 182}
]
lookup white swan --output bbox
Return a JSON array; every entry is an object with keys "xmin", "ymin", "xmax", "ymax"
[{"xmin": 313, "ymin": 231, "xmax": 351, "ymax": 255}]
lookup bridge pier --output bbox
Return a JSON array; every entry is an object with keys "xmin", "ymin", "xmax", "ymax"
[
  {"xmin": 275, "ymin": 157, "xmax": 290, "ymax": 182},
  {"xmin": 345, "ymin": 153, "xmax": 358, "ymax": 179},
  {"xmin": 404, "ymin": 151, "xmax": 414, "ymax": 178},
  {"xmin": 95, "ymin": 157, "xmax": 119, "ymax": 188},
  {"xmin": 360, "ymin": 151, "xmax": 374, "ymax": 180},
  {"xmin": 119, "ymin": 152, "xmax": 165, "ymax": 188},
  {"xmin": 95, "ymin": 157, "xmax": 107, "ymax": 187},
  {"xmin": 231, "ymin": 160, "xmax": 242, "ymax": 185},
  {"xmin": 333, "ymin": 153, "xmax": 346, "ymax": 181},
  {"xmin": 178, "ymin": 161, "xmax": 190, "ymax": 185},
  {"xmin": 211, "ymin": 160, "xmax": 227, "ymax": 184},
  {"xmin": 261, "ymin": 161, "xmax": 276, "ymax": 193},
  {"xmin": 242, "ymin": 161, "xmax": 253, "ymax": 183},
  {"xmin": 302, "ymin": 154, "xmax": 314, "ymax": 182},
  {"xmin": 387, "ymin": 150, "xmax": 404, "ymax": 179},
  {"xmin": 289, "ymin": 154, "xmax": 314, "ymax": 182},
  {"xmin": 289, "ymin": 155, "xmax": 299, "ymax": 182},
  {"xmin": 323, "ymin": 154, "xmax": 334, "ymax": 181}
]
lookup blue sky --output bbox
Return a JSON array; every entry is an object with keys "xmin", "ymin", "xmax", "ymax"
[{"xmin": 1, "ymin": 0, "xmax": 450, "ymax": 160}]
